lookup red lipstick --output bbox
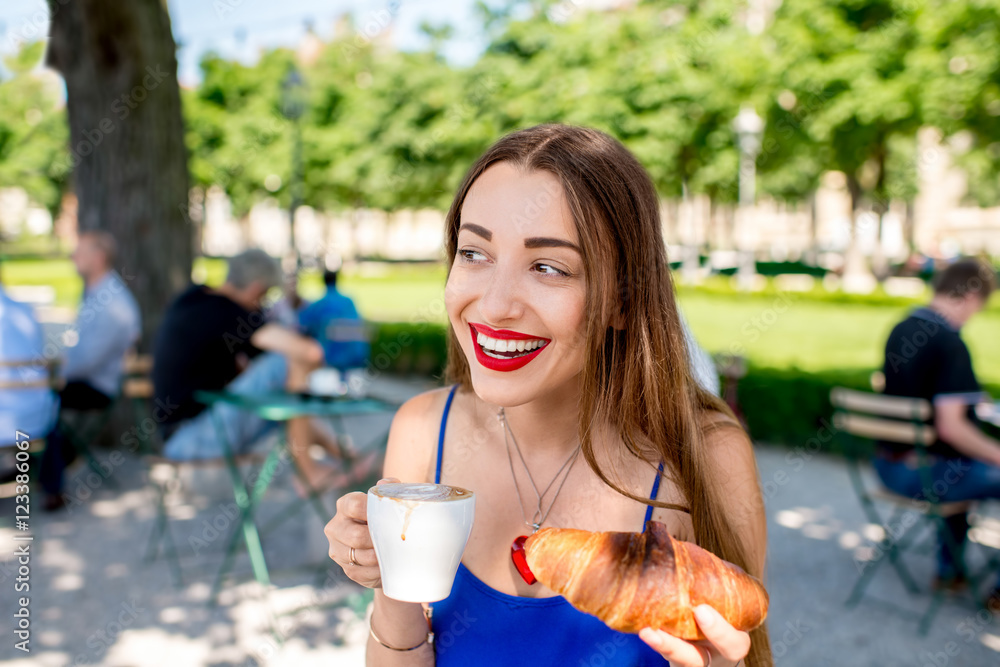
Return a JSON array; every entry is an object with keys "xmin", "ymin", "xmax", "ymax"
[{"xmin": 468, "ymin": 323, "xmax": 550, "ymax": 372}]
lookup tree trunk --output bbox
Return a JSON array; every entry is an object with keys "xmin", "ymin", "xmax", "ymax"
[
  {"xmin": 807, "ymin": 191, "xmax": 818, "ymax": 266},
  {"xmin": 842, "ymin": 173, "xmax": 870, "ymax": 285},
  {"xmin": 46, "ymin": 0, "xmax": 191, "ymax": 351}
]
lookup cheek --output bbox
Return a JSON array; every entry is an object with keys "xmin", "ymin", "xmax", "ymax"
[
  {"xmin": 444, "ymin": 267, "xmax": 473, "ymax": 324},
  {"xmin": 547, "ymin": 290, "xmax": 588, "ymax": 351}
]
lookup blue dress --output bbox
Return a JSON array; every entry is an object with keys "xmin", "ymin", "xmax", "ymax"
[{"xmin": 430, "ymin": 385, "xmax": 669, "ymax": 666}]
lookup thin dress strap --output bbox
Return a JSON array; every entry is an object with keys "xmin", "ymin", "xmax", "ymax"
[
  {"xmin": 435, "ymin": 385, "xmax": 460, "ymax": 484},
  {"xmin": 643, "ymin": 461, "xmax": 665, "ymax": 529}
]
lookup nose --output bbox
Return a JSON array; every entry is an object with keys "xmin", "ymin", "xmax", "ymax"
[{"xmin": 477, "ymin": 260, "xmax": 524, "ymax": 326}]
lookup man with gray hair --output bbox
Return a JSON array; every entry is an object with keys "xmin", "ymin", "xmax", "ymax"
[{"xmin": 152, "ymin": 249, "xmax": 363, "ymax": 493}]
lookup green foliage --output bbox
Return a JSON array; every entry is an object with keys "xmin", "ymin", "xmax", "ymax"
[
  {"xmin": 6, "ymin": 2, "xmax": 1000, "ymax": 222},
  {"xmin": 0, "ymin": 41, "xmax": 70, "ymax": 217},
  {"xmin": 369, "ymin": 321, "xmax": 449, "ymax": 377},
  {"xmin": 764, "ymin": 0, "xmax": 925, "ymax": 208},
  {"xmin": 916, "ymin": 0, "xmax": 1000, "ymax": 205}
]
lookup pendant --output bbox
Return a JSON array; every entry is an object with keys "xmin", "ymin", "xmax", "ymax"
[{"xmin": 510, "ymin": 535, "xmax": 536, "ymax": 585}]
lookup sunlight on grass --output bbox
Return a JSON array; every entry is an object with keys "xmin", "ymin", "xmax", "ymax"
[{"xmin": 3, "ymin": 257, "xmax": 998, "ymax": 384}]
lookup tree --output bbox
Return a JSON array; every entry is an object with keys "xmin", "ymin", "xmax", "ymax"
[
  {"xmin": 0, "ymin": 41, "xmax": 69, "ymax": 221},
  {"xmin": 46, "ymin": 0, "xmax": 191, "ymax": 348},
  {"xmin": 767, "ymin": 0, "xmax": 926, "ymax": 276},
  {"xmin": 918, "ymin": 0, "xmax": 1000, "ymax": 207}
]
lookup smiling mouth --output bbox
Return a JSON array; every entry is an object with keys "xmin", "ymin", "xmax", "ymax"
[{"xmin": 475, "ymin": 331, "xmax": 549, "ymax": 359}]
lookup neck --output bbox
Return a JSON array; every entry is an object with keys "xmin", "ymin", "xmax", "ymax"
[
  {"xmin": 214, "ymin": 283, "xmax": 248, "ymax": 310},
  {"xmin": 85, "ymin": 267, "xmax": 111, "ymax": 290},
  {"xmin": 497, "ymin": 382, "xmax": 583, "ymax": 457},
  {"xmin": 927, "ymin": 296, "xmax": 965, "ymax": 329}
]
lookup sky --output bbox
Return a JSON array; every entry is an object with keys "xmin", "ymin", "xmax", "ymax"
[{"xmin": 0, "ymin": 0, "xmax": 489, "ymax": 85}]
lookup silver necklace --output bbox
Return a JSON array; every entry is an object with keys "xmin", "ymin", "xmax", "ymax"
[{"xmin": 498, "ymin": 407, "xmax": 582, "ymax": 533}]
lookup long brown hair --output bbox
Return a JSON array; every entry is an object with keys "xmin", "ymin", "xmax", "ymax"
[{"xmin": 444, "ymin": 124, "xmax": 772, "ymax": 666}]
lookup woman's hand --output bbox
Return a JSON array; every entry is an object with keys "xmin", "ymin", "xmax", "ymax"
[
  {"xmin": 324, "ymin": 477, "xmax": 399, "ymax": 588},
  {"xmin": 639, "ymin": 605, "xmax": 750, "ymax": 667}
]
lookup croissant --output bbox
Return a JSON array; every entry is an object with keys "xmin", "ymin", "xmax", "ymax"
[{"xmin": 524, "ymin": 521, "xmax": 768, "ymax": 641}]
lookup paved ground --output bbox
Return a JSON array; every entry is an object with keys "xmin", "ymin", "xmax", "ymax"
[{"xmin": 3, "ymin": 374, "xmax": 1000, "ymax": 666}]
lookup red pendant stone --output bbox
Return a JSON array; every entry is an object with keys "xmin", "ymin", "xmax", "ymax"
[{"xmin": 510, "ymin": 535, "xmax": 536, "ymax": 585}]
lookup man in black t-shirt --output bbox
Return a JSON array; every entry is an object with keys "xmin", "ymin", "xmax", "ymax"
[
  {"xmin": 152, "ymin": 249, "xmax": 365, "ymax": 492},
  {"xmin": 875, "ymin": 258, "xmax": 1000, "ymax": 594}
]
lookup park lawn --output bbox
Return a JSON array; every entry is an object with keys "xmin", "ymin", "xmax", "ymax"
[
  {"xmin": 677, "ymin": 292, "xmax": 1000, "ymax": 385},
  {"xmin": 3, "ymin": 258, "xmax": 998, "ymax": 385}
]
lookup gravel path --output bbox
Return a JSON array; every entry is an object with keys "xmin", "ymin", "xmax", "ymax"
[{"xmin": 2, "ymin": 376, "xmax": 999, "ymax": 666}]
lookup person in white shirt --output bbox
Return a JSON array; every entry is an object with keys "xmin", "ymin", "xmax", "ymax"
[{"xmin": 40, "ymin": 231, "xmax": 141, "ymax": 511}]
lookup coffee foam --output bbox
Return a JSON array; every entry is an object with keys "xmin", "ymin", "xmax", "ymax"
[{"xmin": 371, "ymin": 483, "xmax": 472, "ymax": 502}]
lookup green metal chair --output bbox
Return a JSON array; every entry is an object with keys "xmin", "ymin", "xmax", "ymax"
[
  {"xmin": 831, "ymin": 387, "xmax": 982, "ymax": 635},
  {"xmin": 55, "ymin": 352, "xmax": 153, "ymax": 490}
]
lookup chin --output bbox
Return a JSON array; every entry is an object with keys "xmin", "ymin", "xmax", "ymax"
[{"xmin": 464, "ymin": 353, "xmax": 578, "ymax": 409}]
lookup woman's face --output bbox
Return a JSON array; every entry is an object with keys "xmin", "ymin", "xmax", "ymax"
[{"xmin": 446, "ymin": 162, "xmax": 588, "ymax": 407}]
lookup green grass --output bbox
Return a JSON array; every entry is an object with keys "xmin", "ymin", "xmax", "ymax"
[
  {"xmin": 3, "ymin": 258, "xmax": 998, "ymax": 385},
  {"xmin": 677, "ymin": 292, "xmax": 1000, "ymax": 385}
]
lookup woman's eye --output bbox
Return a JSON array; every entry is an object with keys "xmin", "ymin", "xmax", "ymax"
[
  {"xmin": 534, "ymin": 263, "xmax": 569, "ymax": 277},
  {"xmin": 459, "ymin": 249, "xmax": 486, "ymax": 263}
]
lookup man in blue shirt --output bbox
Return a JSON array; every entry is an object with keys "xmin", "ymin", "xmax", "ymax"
[
  {"xmin": 298, "ymin": 268, "xmax": 369, "ymax": 371},
  {"xmin": 40, "ymin": 231, "xmax": 141, "ymax": 510},
  {"xmin": 0, "ymin": 267, "xmax": 58, "ymax": 446}
]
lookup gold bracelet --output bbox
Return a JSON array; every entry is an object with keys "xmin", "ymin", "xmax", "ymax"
[{"xmin": 369, "ymin": 617, "xmax": 434, "ymax": 652}]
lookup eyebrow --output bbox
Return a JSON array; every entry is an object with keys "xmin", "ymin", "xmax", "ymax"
[
  {"xmin": 524, "ymin": 237, "xmax": 581, "ymax": 253},
  {"xmin": 460, "ymin": 222, "xmax": 581, "ymax": 253},
  {"xmin": 458, "ymin": 223, "xmax": 492, "ymax": 241}
]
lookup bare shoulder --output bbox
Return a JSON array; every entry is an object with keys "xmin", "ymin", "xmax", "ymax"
[
  {"xmin": 698, "ymin": 410, "xmax": 759, "ymax": 496},
  {"xmin": 383, "ymin": 386, "xmax": 456, "ymax": 483},
  {"xmin": 699, "ymin": 409, "xmax": 767, "ymax": 576},
  {"xmin": 700, "ymin": 410, "xmax": 754, "ymax": 463}
]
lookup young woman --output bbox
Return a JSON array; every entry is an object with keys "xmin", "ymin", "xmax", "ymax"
[{"xmin": 326, "ymin": 125, "xmax": 772, "ymax": 667}]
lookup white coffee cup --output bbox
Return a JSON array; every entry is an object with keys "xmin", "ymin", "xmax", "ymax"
[{"xmin": 367, "ymin": 482, "xmax": 475, "ymax": 602}]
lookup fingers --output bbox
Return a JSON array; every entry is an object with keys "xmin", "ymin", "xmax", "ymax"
[
  {"xmin": 693, "ymin": 605, "xmax": 751, "ymax": 663},
  {"xmin": 639, "ymin": 606, "xmax": 750, "ymax": 667},
  {"xmin": 335, "ymin": 491, "xmax": 368, "ymax": 522},
  {"xmin": 376, "ymin": 476, "xmax": 400, "ymax": 486},
  {"xmin": 639, "ymin": 628, "xmax": 711, "ymax": 667}
]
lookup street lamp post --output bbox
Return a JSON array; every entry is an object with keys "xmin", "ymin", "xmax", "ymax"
[
  {"xmin": 733, "ymin": 106, "xmax": 764, "ymax": 289},
  {"xmin": 282, "ymin": 65, "xmax": 306, "ymax": 269}
]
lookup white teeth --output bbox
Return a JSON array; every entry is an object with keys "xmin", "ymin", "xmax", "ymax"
[{"xmin": 474, "ymin": 330, "xmax": 546, "ymax": 355}]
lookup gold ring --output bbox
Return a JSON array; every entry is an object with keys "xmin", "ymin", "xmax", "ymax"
[{"xmin": 349, "ymin": 546, "xmax": 360, "ymax": 567}]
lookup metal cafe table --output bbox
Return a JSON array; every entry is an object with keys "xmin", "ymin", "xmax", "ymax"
[{"xmin": 191, "ymin": 389, "xmax": 395, "ymax": 603}]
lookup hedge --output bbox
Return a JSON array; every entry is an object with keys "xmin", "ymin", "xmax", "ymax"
[{"xmin": 368, "ymin": 322, "xmax": 1000, "ymax": 456}]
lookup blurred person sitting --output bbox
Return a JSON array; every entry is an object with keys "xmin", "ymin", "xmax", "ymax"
[
  {"xmin": 40, "ymin": 231, "xmax": 141, "ymax": 511},
  {"xmin": 0, "ymin": 265, "xmax": 58, "ymax": 446},
  {"xmin": 298, "ymin": 266, "xmax": 369, "ymax": 373},
  {"xmin": 875, "ymin": 258, "xmax": 1000, "ymax": 596},
  {"xmin": 267, "ymin": 267, "xmax": 310, "ymax": 329},
  {"xmin": 153, "ymin": 249, "xmax": 372, "ymax": 494}
]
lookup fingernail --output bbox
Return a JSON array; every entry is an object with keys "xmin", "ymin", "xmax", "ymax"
[
  {"xmin": 694, "ymin": 605, "xmax": 715, "ymax": 628},
  {"xmin": 639, "ymin": 628, "xmax": 659, "ymax": 646}
]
